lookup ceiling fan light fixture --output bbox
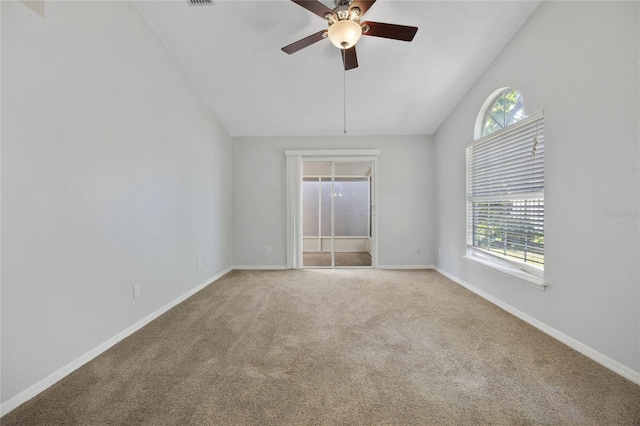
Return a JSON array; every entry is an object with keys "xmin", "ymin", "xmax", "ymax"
[{"xmin": 328, "ymin": 19, "xmax": 362, "ymax": 49}]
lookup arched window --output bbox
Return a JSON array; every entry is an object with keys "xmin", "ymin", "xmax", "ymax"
[
  {"xmin": 481, "ymin": 88, "xmax": 525, "ymax": 137},
  {"xmin": 466, "ymin": 88, "xmax": 545, "ymax": 288}
]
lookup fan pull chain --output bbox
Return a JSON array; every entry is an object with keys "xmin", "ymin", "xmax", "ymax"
[{"xmin": 343, "ymin": 49, "xmax": 347, "ymax": 134}]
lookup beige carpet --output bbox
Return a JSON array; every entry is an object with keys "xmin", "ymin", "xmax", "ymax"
[
  {"xmin": 303, "ymin": 251, "xmax": 372, "ymax": 267},
  {"xmin": 3, "ymin": 269, "xmax": 639, "ymax": 425}
]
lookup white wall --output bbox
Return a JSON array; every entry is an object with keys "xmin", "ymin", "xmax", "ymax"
[
  {"xmin": 1, "ymin": 0, "xmax": 233, "ymax": 405},
  {"xmin": 233, "ymin": 136, "xmax": 435, "ymax": 268},
  {"xmin": 434, "ymin": 1, "xmax": 639, "ymax": 376}
]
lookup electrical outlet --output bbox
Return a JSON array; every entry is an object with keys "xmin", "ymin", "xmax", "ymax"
[
  {"xmin": 438, "ymin": 248, "xmax": 441, "ymax": 255},
  {"xmin": 198, "ymin": 258, "xmax": 202, "ymax": 269},
  {"xmin": 266, "ymin": 246, "xmax": 272, "ymax": 254},
  {"xmin": 133, "ymin": 284, "xmax": 140, "ymax": 299},
  {"xmin": 416, "ymin": 248, "xmax": 421, "ymax": 255}
]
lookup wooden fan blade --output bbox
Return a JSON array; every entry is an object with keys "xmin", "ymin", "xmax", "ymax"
[
  {"xmin": 349, "ymin": 0, "xmax": 376, "ymax": 18},
  {"xmin": 282, "ymin": 30, "xmax": 327, "ymax": 54},
  {"xmin": 361, "ymin": 21, "xmax": 418, "ymax": 42},
  {"xmin": 291, "ymin": 0, "xmax": 335, "ymax": 19},
  {"xmin": 342, "ymin": 46, "xmax": 358, "ymax": 70}
]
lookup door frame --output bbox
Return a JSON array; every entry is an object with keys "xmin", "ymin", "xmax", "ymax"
[{"xmin": 285, "ymin": 150, "xmax": 380, "ymax": 269}]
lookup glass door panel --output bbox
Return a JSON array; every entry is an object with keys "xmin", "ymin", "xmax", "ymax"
[
  {"xmin": 302, "ymin": 162, "xmax": 331, "ymax": 267},
  {"xmin": 334, "ymin": 162, "xmax": 372, "ymax": 267}
]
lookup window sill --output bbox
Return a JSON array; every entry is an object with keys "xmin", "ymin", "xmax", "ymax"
[{"xmin": 463, "ymin": 254, "xmax": 546, "ymax": 291}]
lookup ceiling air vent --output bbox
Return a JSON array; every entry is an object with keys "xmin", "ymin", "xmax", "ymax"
[{"xmin": 187, "ymin": 0, "xmax": 213, "ymax": 5}]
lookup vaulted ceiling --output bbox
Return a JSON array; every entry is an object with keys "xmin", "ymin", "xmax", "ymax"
[{"xmin": 136, "ymin": 0, "xmax": 540, "ymax": 137}]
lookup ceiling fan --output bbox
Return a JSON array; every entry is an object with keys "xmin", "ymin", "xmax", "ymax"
[{"xmin": 281, "ymin": 0, "xmax": 418, "ymax": 70}]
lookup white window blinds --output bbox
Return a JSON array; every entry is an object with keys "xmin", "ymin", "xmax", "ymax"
[{"xmin": 466, "ymin": 110, "xmax": 544, "ymax": 268}]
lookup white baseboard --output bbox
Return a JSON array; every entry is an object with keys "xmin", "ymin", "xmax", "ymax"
[
  {"xmin": 377, "ymin": 265, "xmax": 434, "ymax": 270},
  {"xmin": 0, "ymin": 266, "xmax": 233, "ymax": 418},
  {"xmin": 233, "ymin": 265, "xmax": 287, "ymax": 270},
  {"xmin": 233, "ymin": 265, "xmax": 434, "ymax": 271},
  {"xmin": 433, "ymin": 266, "xmax": 640, "ymax": 386}
]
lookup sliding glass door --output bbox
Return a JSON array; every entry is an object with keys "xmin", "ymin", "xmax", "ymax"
[{"xmin": 302, "ymin": 161, "xmax": 373, "ymax": 268}]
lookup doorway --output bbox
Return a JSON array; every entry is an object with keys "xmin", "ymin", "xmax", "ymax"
[{"xmin": 302, "ymin": 161, "xmax": 373, "ymax": 268}]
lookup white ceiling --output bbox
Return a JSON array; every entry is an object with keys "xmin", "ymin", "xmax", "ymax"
[{"xmin": 135, "ymin": 0, "xmax": 540, "ymax": 137}]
